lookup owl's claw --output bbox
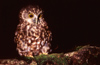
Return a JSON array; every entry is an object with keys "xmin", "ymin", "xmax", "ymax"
[
  {"xmin": 43, "ymin": 53, "xmax": 48, "ymax": 55},
  {"xmin": 26, "ymin": 55, "xmax": 34, "ymax": 58},
  {"xmin": 39, "ymin": 53, "xmax": 48, "ymax": 55}
]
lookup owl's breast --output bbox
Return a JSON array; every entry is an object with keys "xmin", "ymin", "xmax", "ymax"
[{"xmin": 14, "ymin": 22, "xmax": 52, "ymax": 56}]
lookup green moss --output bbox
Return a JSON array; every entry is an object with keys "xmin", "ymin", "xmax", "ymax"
[
  {"xmin": 94, "ymin": 55, "xmax": 97, "ymax": 58},
  {"xmin": 25, "ymin": 57, "xmax": 33, "ymax": 60},
  {"xmin": 75, "ymin": 46, "xmax": 83, "ymax": 51},
  {"xmin": 24, "ymin": 57, "xmax": 34, "ymax": 64},
  {"xmin": 82, "ymin": 62, "xmax": 88, "ymax": 65},
  {"xmin": 33, "ymin": 53, "xmax": 68, "ymax": 65}
]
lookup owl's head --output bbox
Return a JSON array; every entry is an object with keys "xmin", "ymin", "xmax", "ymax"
[{"xmin": 19, "ymin": 5, "xmax": 44, "ymax": 24}]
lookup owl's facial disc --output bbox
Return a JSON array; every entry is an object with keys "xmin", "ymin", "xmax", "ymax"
[
  {"xmin": 29, "ymin": 13, "xmax": 43, "ymax": 24},
  {"xmin": 24, "ymin": 12, "xmax": 37, "ymax": 24},
  {"xmin": 21, "ymin": 8, "xmax": 43, "ymax": 24}
]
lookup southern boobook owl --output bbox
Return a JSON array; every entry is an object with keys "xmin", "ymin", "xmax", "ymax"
[{"xmin": 14, "ymin": 5, "xmax": 52, "ymax": 57}]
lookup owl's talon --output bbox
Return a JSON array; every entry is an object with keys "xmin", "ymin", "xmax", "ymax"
[{"xmin": 43, "ymin": 53, "xmax": 48, "ymax": 55}]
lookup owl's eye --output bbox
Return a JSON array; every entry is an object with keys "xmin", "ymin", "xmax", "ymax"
[
  {"xmin": 38, "ymin": 14, "xmax": 42, "ymax": 18},
  {"xmin": 28, "ymin": 13, "xmax": 34, "ymax": 18}
]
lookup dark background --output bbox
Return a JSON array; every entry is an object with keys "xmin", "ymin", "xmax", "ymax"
[{"xmin": 0, "ymin": 0, "xmax": 100, "ymax": 58}]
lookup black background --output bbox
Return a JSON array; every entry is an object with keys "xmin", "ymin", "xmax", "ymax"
[{"xmin": 0, "ymin": 0, "xmax": 100, "ymax": 58}]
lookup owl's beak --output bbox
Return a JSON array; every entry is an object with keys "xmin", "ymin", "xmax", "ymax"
[
  {"xmin": 33, "ymin": 18, "xmax": 38, "ymax": 24},
  {"xmin": 33, "ymin": 16, "xmax": 39, "ymax": 24},
  {"xmin": 36, "ymin": 18, "xmax": 38, "ymax": 24}
]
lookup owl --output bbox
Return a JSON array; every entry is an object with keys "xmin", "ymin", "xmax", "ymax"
[{"xmin": 14, "ymin": 5, "xmax": 52, "ymax": 57}]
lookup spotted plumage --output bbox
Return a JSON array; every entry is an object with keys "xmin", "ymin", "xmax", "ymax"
[{"xmin": 14, "ymin": 6, "xmax": 52, "ymax": 57}]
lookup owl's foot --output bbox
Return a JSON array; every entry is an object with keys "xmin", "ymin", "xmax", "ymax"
[
  {"xmin": 29, "ymin": 56, "xmax": 34, "ymax": 58},
  {"xmin": 43, "ymin": 53, "xmax": 48, "ymax": 55},
  {"xmin": 26, "ymin": 55, "xmax": 34, "ymax": 58},
  {"xmin": 39, "ymin": 52, "xmax": 48, "ymax": 55},
  {"xmin": 39, "ymin": 53, "xmax": 42, "ymax": 55}
]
